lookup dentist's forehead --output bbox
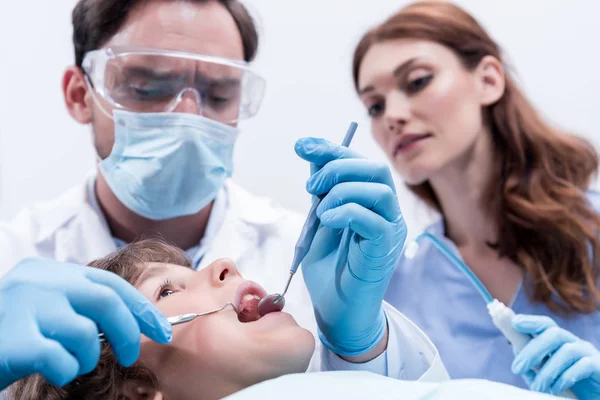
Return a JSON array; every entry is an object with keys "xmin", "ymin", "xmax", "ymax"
[{"xmin": 106, "ymin": 1, "xmax": 244, "ymax": 59}]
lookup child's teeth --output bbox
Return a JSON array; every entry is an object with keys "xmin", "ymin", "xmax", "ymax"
[{"xmin": 242, "ymin": 293, "xmax": 262, "ymax": 301}]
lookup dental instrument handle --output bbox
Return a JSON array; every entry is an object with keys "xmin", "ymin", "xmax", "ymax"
[
  {"xmin": 340, "ymin": 122, "xmax": 358, "ymax": 147},
  {"xmin": 487, "ymin": 299, "xmax": 531, "ymax": 352},
  {"xmin": 98, "ymin": 303, "xmax": 238, "ymax": 343},
  {"xmin": 279, "ymin": 271, "xmax": 295, "ymax": 299},
  {"xmin": 279, "ymin": 242, "xmax": 313, "ymax": 300},
  {"xmin": 287, "ymin": 122, "xmax": 358, "ymax": 274},
  {"xmin": 487, "ymin": 300, "xmax": 577, "ymax": 399},
  {"xmin": 289, "ymin": 202, "xmax": 321, "ymax": 275},
  {"xmin": 281, "ymin": 122, "xmax": 358, "ymax": 297}
]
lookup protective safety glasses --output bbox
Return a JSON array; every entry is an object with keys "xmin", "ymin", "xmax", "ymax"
[{"xmin": 82, "ymin": 46, "xmax": 266, "ymax": 123}]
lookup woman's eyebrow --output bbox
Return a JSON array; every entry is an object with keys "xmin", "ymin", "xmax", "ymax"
[
  {"xmin": 392, "ymin": 58, "xmax": 418, "ymax": 78},
  {"xmin": 358, "ymin": 58, "xmax": 419, "ymax": 95}
]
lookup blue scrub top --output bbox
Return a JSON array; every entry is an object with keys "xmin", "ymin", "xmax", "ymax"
[{"xmin": 385, "ymin": 190, "xmax": 600, "ymax": 389}]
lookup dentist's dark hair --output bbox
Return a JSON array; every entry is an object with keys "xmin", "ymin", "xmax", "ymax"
[
  {"xmin": 7, "ymin": 239, "xmax": 192, "ymax": 399},
  {"xmin": 353, "ymin": 1, "xmax": 600, "ymax": 314},
  {"xmin": 71, "ymin": 0, "xmax": 259, "ymax": 67}
]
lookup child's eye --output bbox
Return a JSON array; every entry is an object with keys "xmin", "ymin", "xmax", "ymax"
[
  {"xmin": 160, "ymin": 288, "xmax": 175, "ymax": 298},
  {"xmin": 156, "ymin": 279, "xmax": 178, "ymax": 300}
]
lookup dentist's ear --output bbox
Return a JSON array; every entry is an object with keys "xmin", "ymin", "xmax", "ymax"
[{"xmin": 63, "ymin": 66, "xmax": 93, "ymax": 124}]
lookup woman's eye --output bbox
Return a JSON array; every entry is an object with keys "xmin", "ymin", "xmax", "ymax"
[
  {"xmin": 367, "ymin": 102, "xmax": 384, "ymax": 117},
  {"xmin": 406, "ymin": 75, "xmax": 433, "ymax": 94}
]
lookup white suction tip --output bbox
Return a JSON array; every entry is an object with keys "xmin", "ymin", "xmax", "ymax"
[{"xmin": 404, "ymin": 240, "xmax": 420, "ymax": 260}]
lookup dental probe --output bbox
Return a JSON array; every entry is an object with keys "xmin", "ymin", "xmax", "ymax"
[
  {"xmin": 98, "ymin": 302, "xmax": 238, "ymax": 343},
  {"xmin": 257, "ymin": 122, "xmax": 358, "ymax": 317}
]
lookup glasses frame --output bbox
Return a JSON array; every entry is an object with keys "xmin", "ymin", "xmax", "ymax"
[{"xmin": 81, "ymin": 46, "xmax": 266, "ymax": 123}]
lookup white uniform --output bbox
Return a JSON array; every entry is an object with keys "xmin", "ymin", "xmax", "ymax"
[
  {"xmin": 226, "ymin": 372, "xmax": 553, "ymax": 400},
  {"xmin": 0, "ymin": 174, "xmax": 448, "ymax": 380}
]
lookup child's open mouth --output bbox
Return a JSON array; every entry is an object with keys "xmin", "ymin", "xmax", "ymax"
[{"xmin": 234, "ymin": 281, "xmax": 268, "ymax": 323}]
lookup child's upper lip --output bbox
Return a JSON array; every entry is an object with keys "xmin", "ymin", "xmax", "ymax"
[{"xmin": 234, "ymin": 280, "xmax": 267, "ymax": 311}]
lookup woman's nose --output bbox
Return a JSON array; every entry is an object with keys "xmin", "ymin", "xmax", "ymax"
[
  {"xmin": 385, "ymin": 91, "xmax": 410, "ymax": 130},
  {"xmin": 208, "ymin": 258, "xmax": 240, "ymax": 286}
]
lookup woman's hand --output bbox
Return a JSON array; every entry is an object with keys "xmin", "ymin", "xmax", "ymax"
[{"xmin": 512, "ymin": 314, "xmax": 600, "ymax": 398}]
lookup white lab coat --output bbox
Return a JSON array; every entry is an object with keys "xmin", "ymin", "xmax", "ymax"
[{"xmin": 0, "ymin": 174, "xmax": 447, "ymax": 380}]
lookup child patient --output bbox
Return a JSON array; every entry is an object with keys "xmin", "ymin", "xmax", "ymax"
[
  {"xmin": 8, "ymin": 240, "xmax": 555, "ymax": 400},
  {"xmin": 8, "ymin": 239, "xmax": 315, "ymax": 400}
]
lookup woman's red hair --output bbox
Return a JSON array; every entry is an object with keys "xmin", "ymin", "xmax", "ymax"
[{"xmin": 353, "ymin": 1, "xmax": 600, "ymax": 313}]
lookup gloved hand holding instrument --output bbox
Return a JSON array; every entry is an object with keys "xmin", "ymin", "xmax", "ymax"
[
  {"xmin": 291, "ymin": 125, "xmax": 407, "ymax": 357},
  {"xmin": 511, "ymin": 314, "xmax": 600, "ymax": 399},
  {"xmin": 406, "ymin": 234, "xmax": 588, "ymax": 398},
  {"xmin": 0, "ymin": 258, "xmax": 172, "ymax": 389}
]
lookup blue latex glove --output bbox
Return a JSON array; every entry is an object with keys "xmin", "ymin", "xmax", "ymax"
[
  {"xmin": 0, "ymin": 258, "xmax": 172, "ymax": 389},
  {"xmin": 511, "ymin": 314, "xmax": 600, "ymax": 398},
  {"xmin": 295, "ymin": 137, "xmax": 407, "ymax": 356}
]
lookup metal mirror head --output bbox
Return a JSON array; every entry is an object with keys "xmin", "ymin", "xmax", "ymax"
[{"xmin": 257, "ymin": 293, "xmax": 285, "ymax": 316}]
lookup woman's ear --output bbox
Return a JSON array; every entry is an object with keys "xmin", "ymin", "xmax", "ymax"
[
  {"xmin": 119, "ymin": 379, "xmax": 163, "ymax": 400},
  {"xmin": 475, "ymin": 55, "xmax": 505, "ymax": 106}
]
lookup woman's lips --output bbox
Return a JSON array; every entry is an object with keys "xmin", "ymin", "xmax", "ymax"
[
  {"xmin": 234, "ymin": 281, "xmax": 268, "ymax": 323},
  {"xmin": 392, "ymin": 133, "xmax": 432, "ymax": 156}
]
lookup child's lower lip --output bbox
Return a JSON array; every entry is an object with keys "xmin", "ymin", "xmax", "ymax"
[{"xmin": 244, "ymin": 311, "xmax": 287, "ymax": 324}]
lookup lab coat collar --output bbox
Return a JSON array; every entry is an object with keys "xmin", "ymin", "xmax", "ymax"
[
  {"xmin": 52, "ymin": 171, "xmax": 286, "ymax": 266},
  {"xmin": 82, "ymin": 168, "xmax": 282, "ymax": 228},
  {"xmin": 196, "ymin": 180, "xmax": 291, "ymax": 271},
  {"xmin": 80, "ymin": 169, "xmax": 283, "ymax": 230},
  {"xmin": 223, "ymin": 179, "xmax": 285, "ymax": 226},
  {"xmin": 30, "ymin": 183, "xmax": 89, "ymax": 244},
  {"xmin": 54, "ymin": 172, "xmax": 117, "ymax": 263}
]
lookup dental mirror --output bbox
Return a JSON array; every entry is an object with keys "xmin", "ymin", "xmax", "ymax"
[{"xmin": 257, "ymin": 293, "xmax": 285, "ymax": 316}]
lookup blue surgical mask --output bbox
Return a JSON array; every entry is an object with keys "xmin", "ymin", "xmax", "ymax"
[{"xmin": 99, "ymin": 110, "xmax": 239, "ymax": 220}]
